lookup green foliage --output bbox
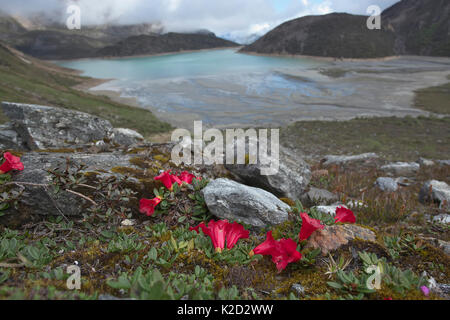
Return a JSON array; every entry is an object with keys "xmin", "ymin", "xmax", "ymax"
[
  {"xmin": 0, "ymin": 173, "xmax": 23, "ymax": 216},
  {"xmin": 308, "ymin": 207, "xmax": 335, "ymax": 226},
  {"xmin": 188, "ymin": 189, "xmax": 212, "ymax": 222},
  {"xmin": 383, "ymin": 234, "xmax": 426, "ymax": 260},
  {"xmin": 327, "ymin": 270, "xmax": 376, "ymax": 299},
  {"xmin": 358, "ymin": 251, "xmax": 428, "ymax": 295},
  {"xmin": 107, "ymin": 266, "xmax": 224, "ymax": 300},
  {"xmin": 107, "ymin": 233, "xmax": 145, "ymax": 253}
]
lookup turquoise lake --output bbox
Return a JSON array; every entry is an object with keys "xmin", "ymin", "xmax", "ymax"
[
  {"xmin": 56, "ymin": 49, "xmax": 322, "ymax": 81},
  {"xmin": 55, "ymin": 49, "xmax": 444, "ymax": 128}
]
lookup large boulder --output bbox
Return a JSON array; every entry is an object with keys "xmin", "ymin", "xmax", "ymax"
[
  {"xmin": 0, "ymin": 152, "xmax": 140, "ymax": 226},
  {"xmin": 225, "ymin": 146, "xmax": 311, "ymax": 200},
  {"xmin": 202, "ymin": 178, "xmax": 291, "ymax": 228},
  {"xmin": 419, "ymin": 180, "xmax": 450, "ymax": 210},
  {"xmin": 1, "ymin": 102, "xmax": 143, "ymax": 149}
]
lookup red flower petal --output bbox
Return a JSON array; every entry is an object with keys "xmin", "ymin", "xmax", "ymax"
[
  {"xmin": 139, "ymin": 197, "xmax": 161, "ymax": 217},
  {"xmin": 208, "ymin": 220, "xmax": 229, "ymax": 252},
  {"xmin": 253, "ymin": 231, "xmax": 302, "ymax": 271},
  {"xmin": 154, "ymin": 170, "xmax": 175, "ymax": 190},
  {"xmin": 299, "ymin": 212, "xmax": 325, "ymax": 241},
  {"xmin": 178, "ymin": 171, "xmax": 196, "ymax": 184},
  {"xmin": 225, "ymin": 222, "xmax": 250, "ymax": 249},
  {"xmin": 191, "ymin": 220, "xmax": 248, "ymax": 252},
  {"xmin": 253, "ymin": 231, "xmax": 278, "ymax": 256},
  {"xmin": 334, "ymin": 206, "xmax": 356, "ymax": 224},
  {"xmin": 0, "ymin": 152, "xmax": 24, "ymax": 173}
]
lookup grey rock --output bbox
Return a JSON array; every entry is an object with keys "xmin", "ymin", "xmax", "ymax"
[
  {"xmin": 202, "ymin": 178, "xmax": 291, "ymax": 228},
  {"xmin": 438, "ymin": 284, "xmax": 450, "ymax": 295},
  {"xmin": 2, "ymin": 102, "xmax": 113, "ymax": 150},
  {"xmin": 437, "ymin": 160, "xmax": 450, "ymax": 166},
  {"xmin": 432, "ymin": 214, "xmax": 450, "ymax": 224},
  {"xmin": 1, "ymin": 102, "xmax": 144, "ymax": 149},
  {"xmin": 0, "ymin": 122, "xmax": 26, "ymax": 150},
  {"xmin": 419, "ymin": 180, "xmax": 450, "ymax": 210},
  {"xmin": 322, "ymin": 153, "xmax": 378, "ymax": 166},
  {"xmin": 380, "ymin": 162, "xmax": 420, "ymax": 176},
  {"xmin": 438, "ymin": 240, "xmax": 450, "ymax": 255},
  {"xmin": 225, "ymin": 145, "xmax": 311, "ymax": 200},
  {"xmin": 0, "ymin": 152, "xmax": 139, "ymax": 225},
  {"xmin": 313, "ymin": 204, "xmax": 348, "ymax": 217},
  {"xmin": 395, "ymin": 177, "xmax": 412, "ymax": 187},
  {"xmin": 300, "ymin": 187, "xmax": 338, "ymax": 207},
  {"xmin": 375, "ymin": 177, "xmax": 398, "ymax": 192},
  {"xmin": 418, "ymin": 158, "xmax": 435, "ymax": 167},
  {"xmin": 291, "ymin": 284, "xmax": 306, "ymax": 297},
  {"xmin": 109, "ymin": 128, "xmax": 144, "ymax": 146}
]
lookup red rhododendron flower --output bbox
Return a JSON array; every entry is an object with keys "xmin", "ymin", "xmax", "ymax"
[
  {"xmin": 0, "ymin": 152, "xmax": 24, "ymax": 174},
  {"xmin": 225, "ymin": 221, "xmax": 250, "ymax": 249},
  {"xmin": 178, "ymin": 171, "xmax": 196, "ymax": 185},
  {"xmin": 190, "ymin": 220, "xmax": 249, "ymax": 252},
  {"xmin": 154, "ymin": 170, "xmax": 181, "ymax": 190},
  {"xmin": 252, "ymin": 231, "xmax": 302, "ymax": 272},
  {"xmin": 139, "ymin": 197, "xmax": 161, "ymax": 217},
  {"xmin": 334, "ymin": 206, "xmax": 356, "ymax": 224},
  {"xmin": 299, "ymin": 212, "xmax": 325, "ymax": 241}
]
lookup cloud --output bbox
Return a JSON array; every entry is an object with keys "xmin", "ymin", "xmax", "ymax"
[{"xmin": 0, "ymin": 0, "xmax": 400, "ymax": 36}]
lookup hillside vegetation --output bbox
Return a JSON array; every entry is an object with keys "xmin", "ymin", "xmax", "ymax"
[{"xmin": 0, "ymin": 43, "xmax": 171, "ymax": 136}]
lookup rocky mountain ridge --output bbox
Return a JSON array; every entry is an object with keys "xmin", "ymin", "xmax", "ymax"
[
  {"xmin": 241, "ymin": 0, "xmax": 449, "ymax": 58},
  {"xmin": 0, "ymin": 13, "xmax": 237, "ymax": 59}
]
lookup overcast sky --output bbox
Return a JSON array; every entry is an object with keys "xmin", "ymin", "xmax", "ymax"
[{"xmin": 1, "ymin": 0, "xmax": 400, "ymax": 37}]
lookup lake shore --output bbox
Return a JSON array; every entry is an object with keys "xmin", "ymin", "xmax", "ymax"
[
  {"xmin": 71, "ymin": 51, "xmax": 450, "ymax": 145},
  {"xmin": 240, "ymin": 50, "xmax": 402, "ymax": 62}
]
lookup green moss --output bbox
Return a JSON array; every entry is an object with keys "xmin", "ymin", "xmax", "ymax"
[{"xmin": 40, "ymin": 148, "xmax": 78, "ymax": 153}]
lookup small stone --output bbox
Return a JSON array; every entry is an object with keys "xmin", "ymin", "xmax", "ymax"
[
  {"xmin": 322, "ymin": 153, "xmax": 378, "ymax": 166},
  {"xmin": 291, "ymin": 284, "xmax": 306, "ymax": 297},
  {"xmin": 419, "ymin": 180, "xmax": 450, "ymax": 210},
  {"xmin": 121, "ymin": 219, "xmax": 136, "ymax": 226},
  {"xmin": 418, "ymin": 158, "xmax": 435, "ymax": 167},
  {"xmin": 432, "ymin": 214, "xmax": 450, "ymax": 224},
  {"xmin": 300, "ymin": 187, "xmax": 338, "ymax": 207},
  {"xmin": 375, "ymin": 177, "xmax": 398, "ymax": 192},
  {"xmin": 313, "ymin": 204, "xmax": 348, "ymax": 217},
  {"xmin": 381, "ymin": 162, "xmax": 420, "ymax": 176}
]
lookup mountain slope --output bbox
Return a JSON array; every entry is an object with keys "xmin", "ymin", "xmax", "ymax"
[
  {"xmin": 241, "ymin": 13, "xmax": 395, "ymax": 58},
  {"xmin": 241, "ymin": 0, "xmax": 449, "ymax": 58},
  {"xmin": 0, "ymin": 42, "xmax": 171, "ymax": 135},
  {"xmin": 382, "ymin": 0, "xmax": 450, "ymax": 56},
  {"xmin": 97, "ymin": 32, "xmax": 239, "ymax": 57}
]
